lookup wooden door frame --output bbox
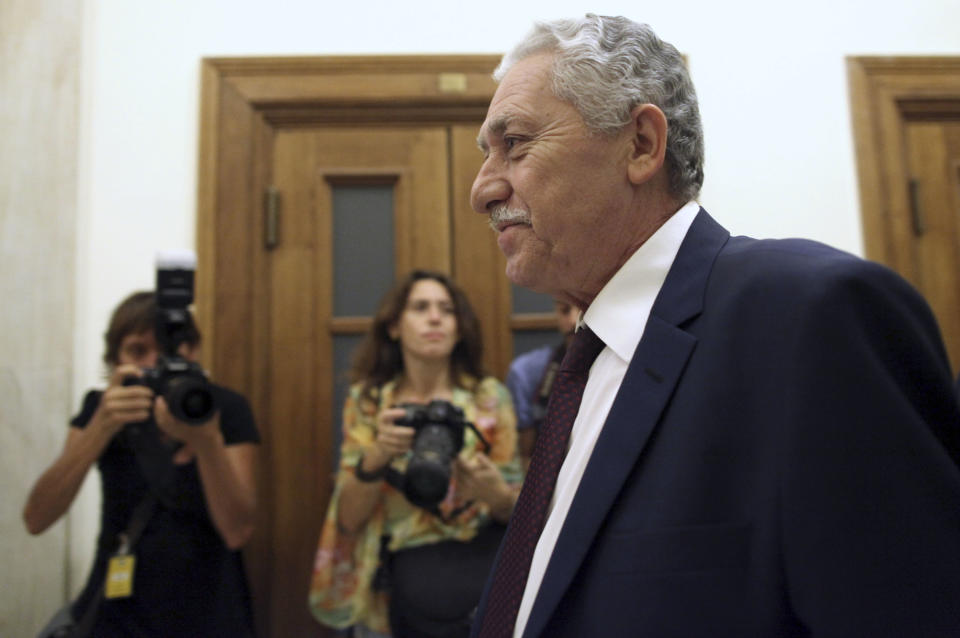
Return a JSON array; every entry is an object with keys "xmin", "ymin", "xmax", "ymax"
[{"xmin": 847, "ymin": 56, "xmax": 960, "ymax": 270}]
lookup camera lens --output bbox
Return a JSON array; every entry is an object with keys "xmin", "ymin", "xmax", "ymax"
[
  {"xmin": 181, "ymin": 387, "xmax": 215, "ymax": 421},
  {"xmin": 166, "ymin": 377, "xmax": 215, "ymax": 424},
  {"xmin": 405, "ymin": 423, "xmax": 461, "ymax": 506},
  {"xmin": 405, "ymin": 460, "xmax": 452, "ymax": 506},
  {"xmin": 394, "ymin": 400, "xmax": 474, "ymax": 511}
]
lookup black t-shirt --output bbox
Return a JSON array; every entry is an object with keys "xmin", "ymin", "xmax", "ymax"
[{"xmin": 70, "ymin": 383, "xmax": 259, "ymax": 638}]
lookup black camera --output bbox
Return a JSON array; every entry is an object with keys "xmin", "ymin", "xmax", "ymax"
[
  {"xmin": 393, "ymin": 399, "xmax": 489, "ymax": 509},
  {"xmin": 126, "ymin": 251, "xmax": 216, "ymax": 425}
]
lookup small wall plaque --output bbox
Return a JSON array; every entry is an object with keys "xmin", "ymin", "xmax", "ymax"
[{"xmin": 438, "ymin": 73, "xmax": 468, "ymax": 93}]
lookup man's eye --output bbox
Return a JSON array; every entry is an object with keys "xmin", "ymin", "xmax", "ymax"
[{"xmin": 504, "ymin": 137, "xmax": 519, "ymax": 150}]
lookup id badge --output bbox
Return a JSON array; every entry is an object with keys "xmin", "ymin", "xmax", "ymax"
[{"xmin": 105, "ymin": 553, "xmax": 136, "ymax": 599}]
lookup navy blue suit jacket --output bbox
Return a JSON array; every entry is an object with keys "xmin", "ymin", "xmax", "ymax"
[{"xmin": 474, "ymin": 209, "xmax": 960, "ymax": 637}]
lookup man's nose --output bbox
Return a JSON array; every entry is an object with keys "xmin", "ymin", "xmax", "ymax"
[{"xmin": 470, "ymin": 160, "xmax": 511, "ymax": 215}]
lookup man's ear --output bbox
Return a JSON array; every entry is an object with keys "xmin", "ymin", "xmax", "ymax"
[{"xmin": 626, "ymin": 104, "xmax": 669, "ymax": 186}]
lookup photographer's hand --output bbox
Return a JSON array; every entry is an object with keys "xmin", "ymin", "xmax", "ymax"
[
  {"xmin": 154, "ymin": 397, "xmax": 257, "ymax": 549},
  {"xmin": 366, "ymin": 407, "xmax": 416, "ymax": 469},
  {"xmin": 154, "ymin": 396, "xmax": 222, "ymax": 463},
  {"xmin": 337, "ymin": 407, "xmax": 416, "ymax": 534},
  {"xmin": 455, "ymin": 453, "xmax": 517, "ymax": 523},
  {"xmin": 95, "ymin": 364, "xmax": 154, "ymax": 435},
  {"xmin": 22, "ymin": 365, "xmax": 153, "ymax": 535}
]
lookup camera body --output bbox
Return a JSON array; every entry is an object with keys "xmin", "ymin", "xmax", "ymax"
[
  {"xmin": 135, "ymin": 358, "xmax": 214, "ymax": 425},
  {"xmin": 127, "ymin": 251, "xmax": 216, "ymax": 425},
  {"xmin": 394, "ymin": 399, "xmax": 472, "ymax": 508}
]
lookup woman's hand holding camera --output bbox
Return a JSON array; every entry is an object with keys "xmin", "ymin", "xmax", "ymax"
[
  {"xmin": 363, "ymin": 407, "xmax": 416, "ymax": 472},
  {"xmin": 454, "ymin": 453, "xmax": 516, "ymax": 522},
  {"xmin": 339, "ymin": 407, "xmax": 416, "ymax": 533}
]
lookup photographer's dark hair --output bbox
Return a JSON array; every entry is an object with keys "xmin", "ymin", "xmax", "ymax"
[
  {"xmin": 351, "ymin": 270, "xmax": 485, "ymax": 401},
  {"xmin": 103, "ymin": 290, "xmax": 200, "ymax": 367}
]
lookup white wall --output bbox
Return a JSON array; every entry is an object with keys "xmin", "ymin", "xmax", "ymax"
[
  {"xmin": 6, "ymin": 0, "xmax": 959, "ymax": 634},
  {"xmin": 2, "ymin": 1, "xmax": 82, "ymax": 635}
]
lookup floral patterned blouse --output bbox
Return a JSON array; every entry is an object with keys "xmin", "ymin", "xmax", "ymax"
[{"xmin": 309, "ymin": 376, "xmax": 522, "ymax": 634}]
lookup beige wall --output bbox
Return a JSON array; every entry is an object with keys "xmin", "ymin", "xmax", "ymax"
[{"xmin": 0, "ymin": 0, "xmax": 82, "ymax": 635}]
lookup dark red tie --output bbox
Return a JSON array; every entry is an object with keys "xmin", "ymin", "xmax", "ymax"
[{"xmin": 477, "ymin": 325, "xmax": 605, "ymax": 638}]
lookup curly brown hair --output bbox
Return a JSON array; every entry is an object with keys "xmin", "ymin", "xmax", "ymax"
[{"xmin": 350, "ymin": 270, "xmax": 485, "ymax": 401}]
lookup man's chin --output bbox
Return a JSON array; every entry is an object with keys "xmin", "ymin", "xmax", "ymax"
[{"xmin": 506, "ymin": 258, "xmax": 549, "ymax": 292}]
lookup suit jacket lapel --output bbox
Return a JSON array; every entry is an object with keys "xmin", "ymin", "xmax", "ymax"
[{"xmin": 522, "ymin": 209, "xmax": 729, "ymax": 637}]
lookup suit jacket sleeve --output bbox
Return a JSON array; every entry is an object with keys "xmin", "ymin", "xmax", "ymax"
[{"xmin": 777, "ymin": 257, "xmax": 960, "ymax": 635}]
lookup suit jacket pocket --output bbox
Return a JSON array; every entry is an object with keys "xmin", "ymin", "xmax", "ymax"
[{"xmin": 597, "ymin": 521, "xmax": 751, "ymax": 574}]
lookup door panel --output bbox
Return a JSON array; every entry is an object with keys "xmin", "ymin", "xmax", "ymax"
[{"xmin": 905, "ymin": 120, "xmax": 960, "ymax": 370}]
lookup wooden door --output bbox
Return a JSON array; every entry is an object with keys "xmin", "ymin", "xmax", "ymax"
[
  {"xmin": 196, "ymin": 56, "xmax": 558, "ymax": 638},
  {"xmin": 903, "ymin": 119, "xmax": 960, "ymax": 371},
  {"xmin": 848, "ymin": 57, "xmax": 960, "ymax": 373},
  {"xmin": 263, "ymin": 125, "xmax": 451, "ymax": 638}
]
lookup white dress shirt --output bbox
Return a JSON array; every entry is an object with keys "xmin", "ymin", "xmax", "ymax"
[{"xmin": 513, "ymin": 200, "xmax": 700, "ymax": 637}]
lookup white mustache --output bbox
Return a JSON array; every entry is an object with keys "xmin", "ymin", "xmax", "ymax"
[{"xmin": 489, "ymin": 206, "xmax": 531, "ymax": 232}]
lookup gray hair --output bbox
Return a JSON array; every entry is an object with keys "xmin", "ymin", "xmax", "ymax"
[{"xmin": 495, "ymin": 15, "xmax": 704, "ymax": 202}]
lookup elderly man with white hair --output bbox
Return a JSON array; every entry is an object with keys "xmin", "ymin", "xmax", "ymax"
[{"xmin": 470, "ymin": 14, "xmax": 960, "ymax": 638}]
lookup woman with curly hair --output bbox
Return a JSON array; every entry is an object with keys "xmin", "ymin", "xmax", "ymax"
[{"xmin": 310, "ymin": 270, "xmax": 521, "ymax": 638}]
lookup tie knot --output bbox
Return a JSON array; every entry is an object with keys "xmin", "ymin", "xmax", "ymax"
[{"xmin": 560, "ymin": 325, "xmax": 605, "ymax": 374}]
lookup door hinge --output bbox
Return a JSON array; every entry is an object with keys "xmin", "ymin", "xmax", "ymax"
[
  {"xmin": 264, "ymin": 186, "xmax": 280, "ymax": 250},
  {"xmin": 908, "ymin": 178, "xmax": 925, "ymax": 237}
]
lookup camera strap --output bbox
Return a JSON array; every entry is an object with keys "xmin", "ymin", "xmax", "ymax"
[
  {"xmin": 465, "ymin": 422, "xmax": 491, "ymax": 455},
  {"xmin": 124, "ymin": 423, "xmax": 205, "ymax": 512},
  {"xmin": 125, "ymin": 424, "xmax": 180, "ymax": 503},
  {"xmin": 530, "ymin": 342, "xmax": 568, "ymax": 428}
]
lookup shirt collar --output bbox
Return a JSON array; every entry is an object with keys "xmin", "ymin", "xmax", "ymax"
[{"xmin": 581, "ymin": 200, "xmax": 700, "ymax": 362}]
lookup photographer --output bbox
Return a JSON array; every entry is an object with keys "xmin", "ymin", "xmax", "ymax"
[
  {"xmin": 23, "ymin": 291, "xmax": 259, "ymax": 637},
  {"xmin": 309, "ymin": 270, "xmax": 522, "ymax": 638}
]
